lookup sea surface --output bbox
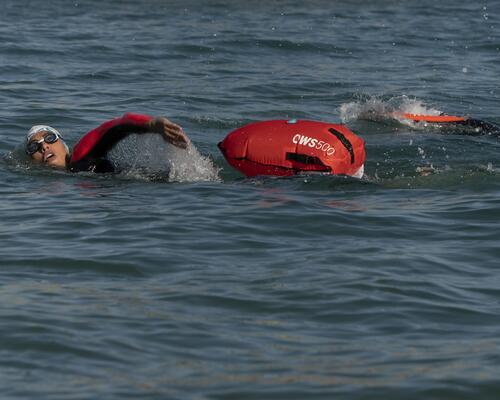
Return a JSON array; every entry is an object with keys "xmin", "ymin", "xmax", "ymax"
[{"xmin": 1, "ymin": 1, "xmax": 500, "ymax": 399}]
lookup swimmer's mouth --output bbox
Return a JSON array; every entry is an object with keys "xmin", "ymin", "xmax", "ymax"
[{"xmin": 43, "ymin": 153, "xmax": 55, "ymax": 163}]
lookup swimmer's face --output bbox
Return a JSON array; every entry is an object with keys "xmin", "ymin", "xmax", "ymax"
[{"xmin": 27, "ymin": 131, "xmax": 69, "ymax": 169}]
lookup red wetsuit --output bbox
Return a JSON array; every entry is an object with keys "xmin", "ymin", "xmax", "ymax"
[{"xmin": 68, "ymin": 113, "xmax": 153, "ymax": 173}]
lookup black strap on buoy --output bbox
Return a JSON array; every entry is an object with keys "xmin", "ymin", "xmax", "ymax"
[{"xmin": 328, "ymin": 128, "xmax": 355, "ymax": 163}]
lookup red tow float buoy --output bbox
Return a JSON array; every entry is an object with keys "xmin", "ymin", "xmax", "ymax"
[{"xmin": 218, "ymin": 119, "xmax": 366, "ymax": 178}]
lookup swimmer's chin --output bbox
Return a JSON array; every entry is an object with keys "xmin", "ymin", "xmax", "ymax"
[
  {"xmin": 46, "ymin": 160, "xmax": 67, "ymax": 169},
  {"xmin": 35, "ymin": 155, "xmax": 66, "ymax": 169}
]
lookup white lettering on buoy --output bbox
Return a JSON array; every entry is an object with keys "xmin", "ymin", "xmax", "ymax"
[
  {"xmin": 292, "ymin": 134, "xmax": 335, "ymax": 156},
  {"xmin": 299, "ymin": 136, "xmax": 311, "ymax": 146}
]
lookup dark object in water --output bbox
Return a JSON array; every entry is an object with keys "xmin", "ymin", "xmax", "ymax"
[{"xmin": 400, "ymin": 113, "xmax": 500, "ymax": 136}]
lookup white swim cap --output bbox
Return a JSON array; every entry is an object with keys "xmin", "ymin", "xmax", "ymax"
[{"xmin": 26, "ymin": 125, "xmax": 63, "ymax": 142}]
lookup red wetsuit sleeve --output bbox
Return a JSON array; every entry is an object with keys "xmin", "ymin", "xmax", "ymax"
[{"xmin": 70, "ymin": 113, "xmax": 153, "ymax": 164}]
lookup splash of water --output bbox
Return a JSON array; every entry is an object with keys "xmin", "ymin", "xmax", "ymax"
[
  {"xmin": 102, "ymin": 134, "xmax": 220, "ymax": 182},
  {"xmin": 339, "ymin": 95, "xmax": 443, "ymax": 128},
  {"xmin": 166, "ymin": 143, "xmax": 220, "ymax": 183}
]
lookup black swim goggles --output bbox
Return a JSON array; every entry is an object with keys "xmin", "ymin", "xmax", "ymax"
[{"xmin": 26, "ymin": 132, "xmax": 62, "ymax": 155}]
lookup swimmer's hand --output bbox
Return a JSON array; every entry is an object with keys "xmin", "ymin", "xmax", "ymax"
[{"xmin": 149, "ymin": 117, "xmax": 189, "ymax": 149}]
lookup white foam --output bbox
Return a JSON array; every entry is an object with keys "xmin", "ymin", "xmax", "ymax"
[
  {"xmin": 108, "ymin": 134, "xmax": 220, "ymax": 183},
  {"xmin": 340, "ymin": 96, "xmax": 392, "ymax": 123},
  {"xmin": 166, "ymin": 143, "xmax": 221, "ymax": 183},
  {"xmin": 340, "ymin": 95, "xmax": 443, "ymax": 129}
]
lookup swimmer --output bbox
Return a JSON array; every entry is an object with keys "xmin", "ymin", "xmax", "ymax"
[
  {"xmin": 25, "ymin": 113, "xmax": 189, "ymax": 173},
  {"xmin": 396, "ymin": 113, "xmax": 500, "ymax": 135}
]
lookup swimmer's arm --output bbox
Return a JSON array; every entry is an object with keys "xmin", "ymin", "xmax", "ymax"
[
  {"xmin": 147, "ymin": 117, "xmax": 189, "ymax": 149},
  {"xmin": 71, "ymin": 113, "xmax": 188, "ymax": 165}
]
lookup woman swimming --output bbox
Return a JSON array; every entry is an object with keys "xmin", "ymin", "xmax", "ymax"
[{"xmin": 25, "ymin": 113, "xmax": 189, "ymax": 173}]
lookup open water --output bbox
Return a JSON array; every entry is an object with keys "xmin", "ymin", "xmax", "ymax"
[{"xmin": 1, "ymin": 0, "xmax": 500, "ymax": 399}]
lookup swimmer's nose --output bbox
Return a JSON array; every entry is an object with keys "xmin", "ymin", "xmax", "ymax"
[{"xmin": 41, "ymin": 142, "xmax": 50, "ymax": 152}]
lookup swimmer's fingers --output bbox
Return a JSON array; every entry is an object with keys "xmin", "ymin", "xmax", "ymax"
[
  {"xmin": 165, "ymin": 129, "xmax": 190, "ymax": 149},
  {"xmin": 150, "ymin": 117, "xmax": 190, "ymax": 149}
]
